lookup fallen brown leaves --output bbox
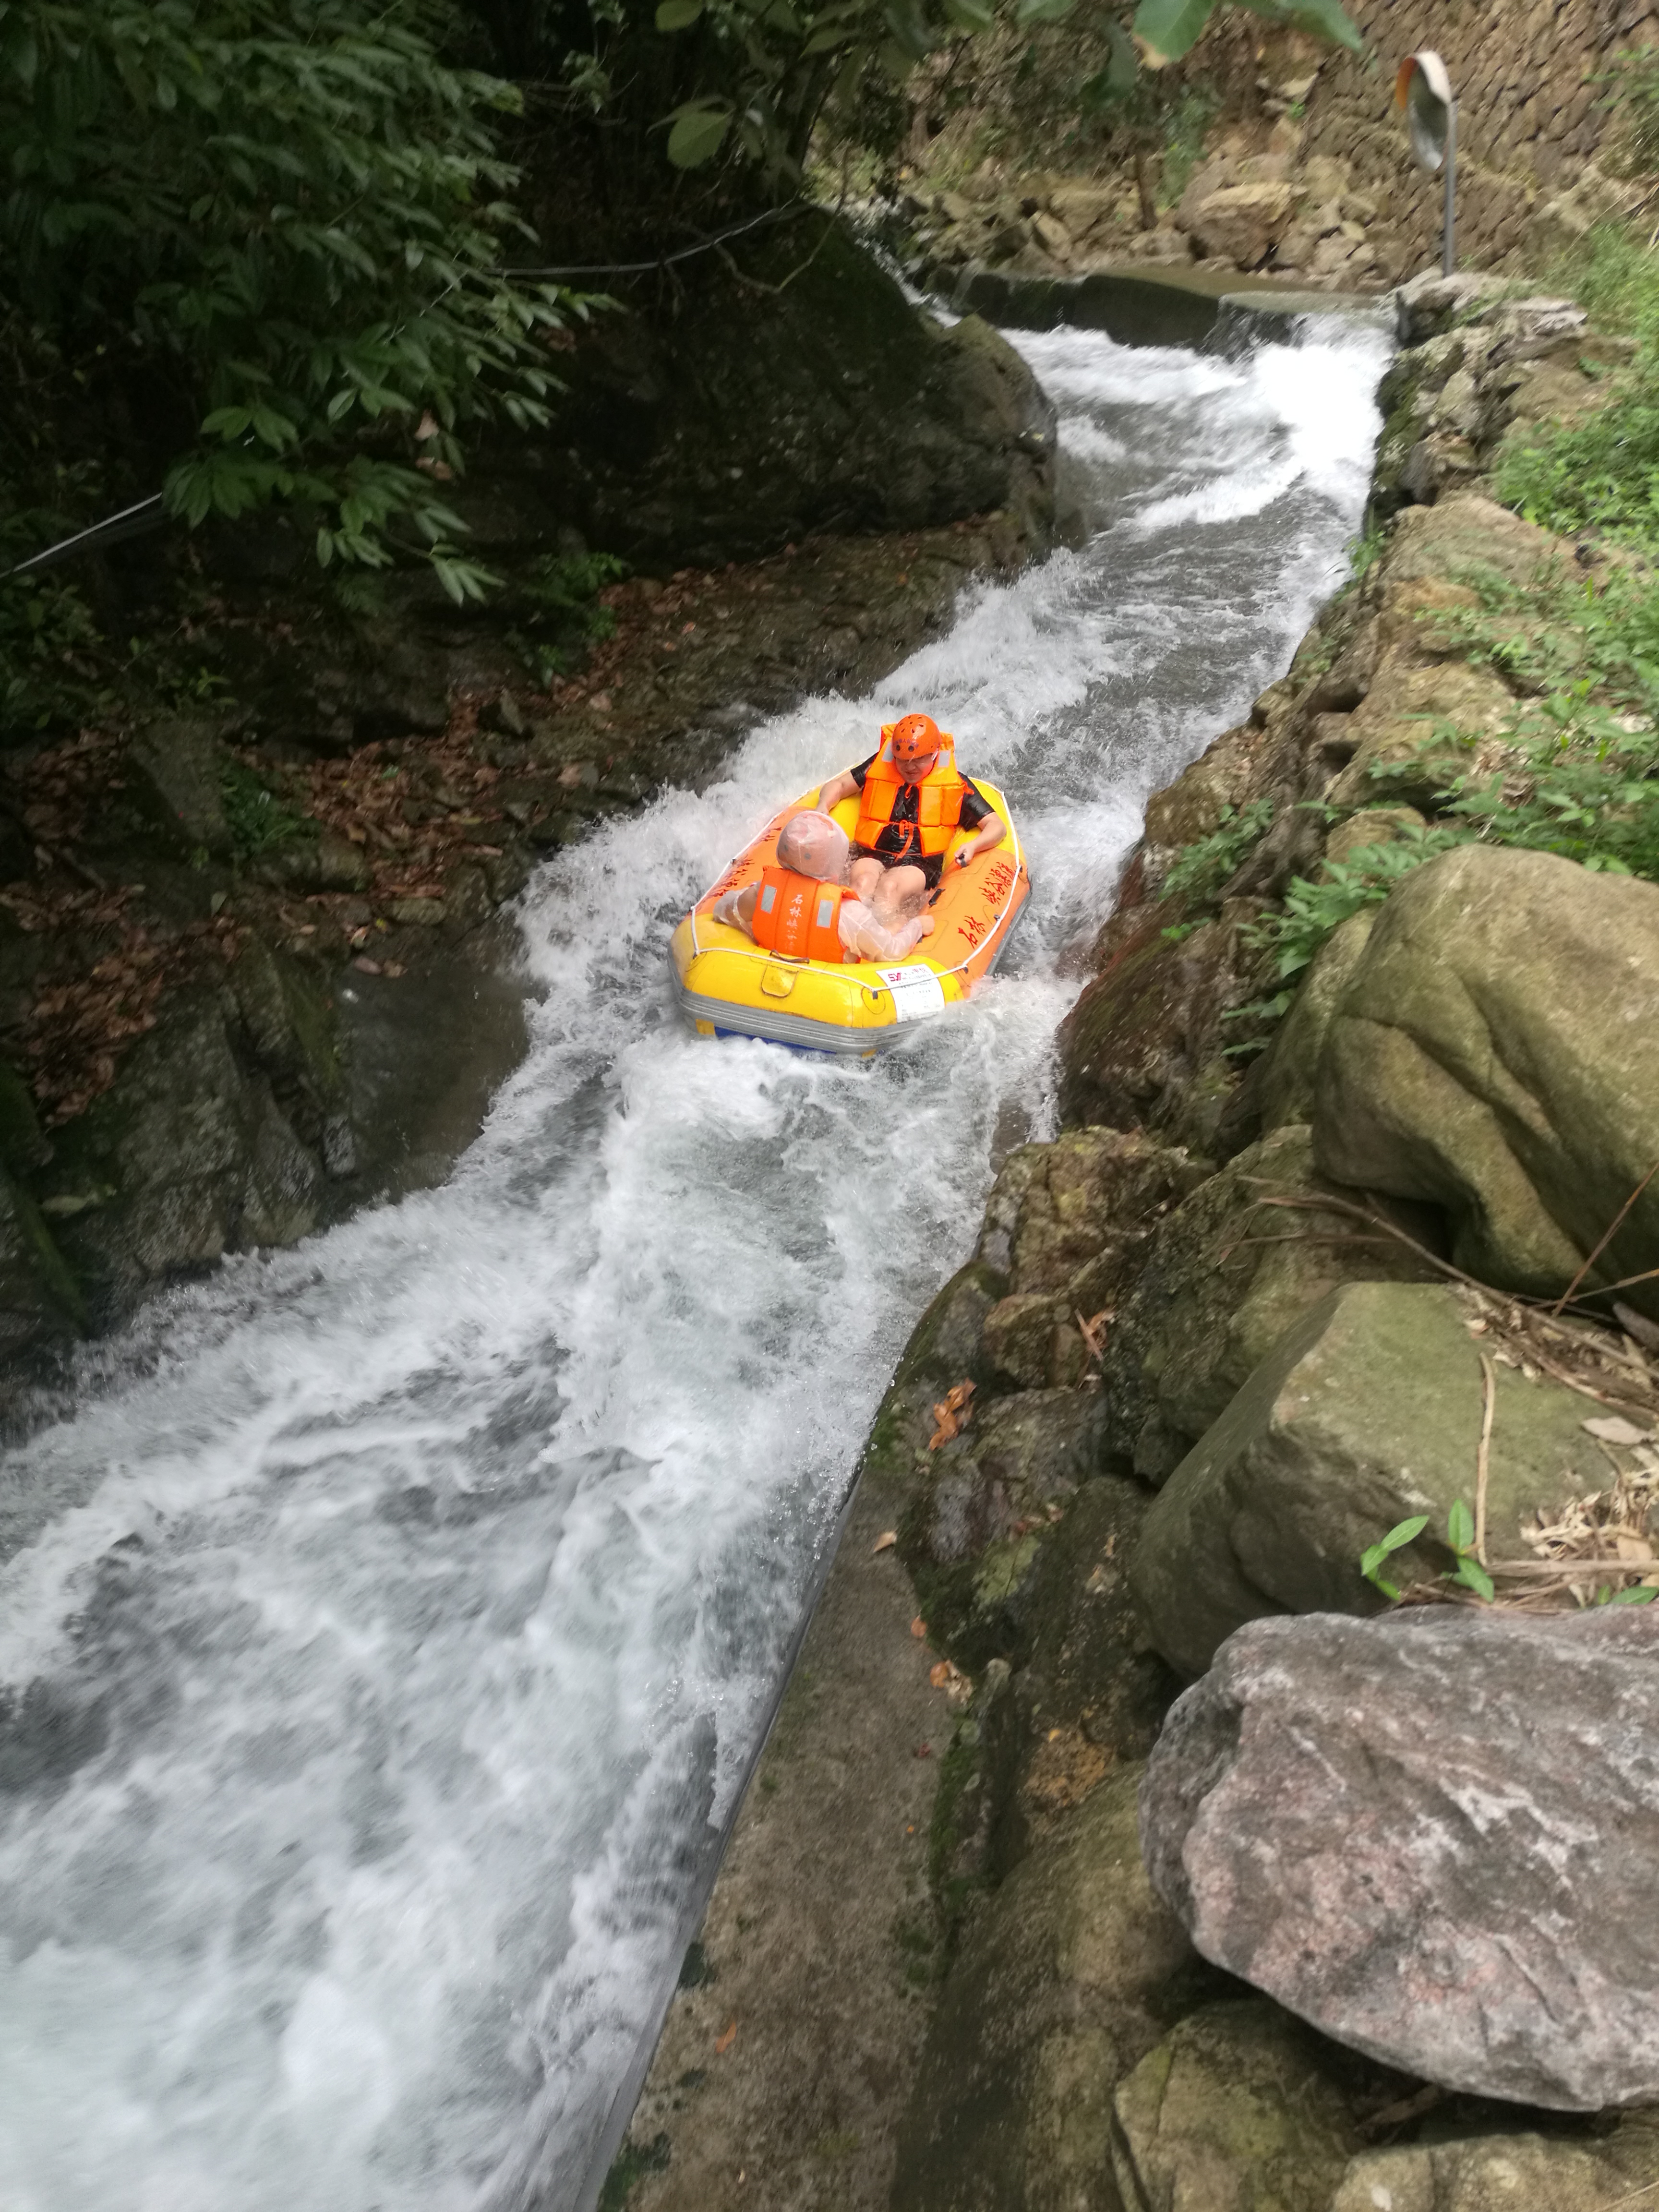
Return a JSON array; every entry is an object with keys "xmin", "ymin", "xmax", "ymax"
[
  {"xmin": 929, "ymin": 1379, "xmax": 975, "ymax": 1450},
  {"xmin": 301, "ymin": 729, "xmax": 515, "ymax": 910},
  {"xmin": 1, "ymin": 882, "xmax": 245, "ymax": 1125}
]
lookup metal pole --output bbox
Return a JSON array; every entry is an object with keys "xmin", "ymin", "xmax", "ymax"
[{"xmin": 1443, "ymin": 98, "xmax": 1457, "ymax": 276}]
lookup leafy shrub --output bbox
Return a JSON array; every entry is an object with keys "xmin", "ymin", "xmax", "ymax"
[
  {"xmin": 507, "ymin": 551, "xmax": 630, "ymax": 686},
  {"xmin": 0, "ymin": 1, "xmax": 577, "ymax": 592},
  {"xmin": 1159, "ymin": 797, "xmax": 1274, "ymax": 912},
  {"xmin": 220, "ymin": 758, "xmax": 309, "ymax": 860},
  {"xmin": 1495, "ymin": 390, "xmax": 1659, "ymax": 542},
  {"xmin": 1421, "ymin": 559, "xmax": 1659, "ymax": 719},
  {"xmin": 1248, "ymin": 825, "xmax": 1469, "ymax": 986}
]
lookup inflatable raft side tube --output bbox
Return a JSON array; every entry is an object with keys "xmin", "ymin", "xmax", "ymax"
[{"xmin": 673, "ymin": 981, "xmax": 885, "ymax": 1056}]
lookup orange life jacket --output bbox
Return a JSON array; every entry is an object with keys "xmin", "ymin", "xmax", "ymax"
[
  {"xmin": 854, "ymin": 732, "xmax": 966, "ymax": 861},
  {"xmin": 750, "ymin": 866, "xmax": 847, "ymax": 963}
]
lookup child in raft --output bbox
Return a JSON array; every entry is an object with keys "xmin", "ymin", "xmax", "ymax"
[{"xmin": 713, "ymin": 809, "xmax": 935, "ymax": 964}]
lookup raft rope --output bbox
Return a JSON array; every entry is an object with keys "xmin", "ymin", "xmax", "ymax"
[{"xmin": 506, "ymin": 198, "xmax": 806, "ymax": 278}]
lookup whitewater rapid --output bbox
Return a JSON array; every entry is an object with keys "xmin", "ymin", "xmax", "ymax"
[{"xmin": 0, "ymin": 312, "xmax": 1388, "ymax": 2212}]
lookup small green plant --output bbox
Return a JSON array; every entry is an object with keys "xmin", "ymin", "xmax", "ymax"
[
  {"xmin": 0, "ymin": 563, "xmax": 105, "ymax": 737},
  {"xmin": 1420, "ymin": 559, "xmax": 1659, "ymax": 718},
  {"xmin": 1597, "ymin": 45, "xmax": 1659, "ymax": 180},
  {"xmin": 1443, "ymin": 1498, "xmax": 1495, "ymax": 1601},
  {"xmin": 1159, "ymin": 799, "xmax": 1274, "ymax": 919},
  {"xmin": 1359, "ymin": 1501, "xmax": 1491, "ymax": 1603},
  {"xmin": 1359, "ymin": 1513, "xmax": 1429, "ymax": 1601},
  {"xmin": 508, "ymin": 551, "xmax": 629, "ymax": 687},
  {"xmin": 1429, "ymin": 694, "xmax": 1659, "ymax": 882},
  {"xmin": 220, "ymin": 758, "xmax": 309, "ymax": 862}
]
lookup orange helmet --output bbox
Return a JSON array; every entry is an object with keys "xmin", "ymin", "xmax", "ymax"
[{"xmin": 889, "ymin": 712, "xmax": 943, "ymax": 763}]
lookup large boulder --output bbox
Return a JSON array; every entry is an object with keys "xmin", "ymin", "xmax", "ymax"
[
  {"xmin": 37, "ymin": 986, "xmax": 324, "ymax": 1324},
  {"xmin": 1139, "ymin": 1606, "xmax": 1659, "ymax": 2110},
  {"xmin": 1185, "ymin": 181, "xmax": 1300, "ymax": 267},
  {"xmin": 1314, "ymin": 846, "xmax": 1659, "ymax": 1316},
  {"xmin": 890, "ymin": 1763, "xmax": 1205, "ymax": 2212},
  {"xmin": 503, "ymin": 214, "xmax": 1058, "ymax": 565},
  {"xmin": 1129, "ymin": 1279, "xmax": 1611, "ymax": 1680}
]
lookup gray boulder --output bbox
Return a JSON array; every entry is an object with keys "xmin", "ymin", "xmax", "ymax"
[
  {"xmin": 1314, "ymin": 845, "xmax": 1659, "ymax": 1316},
  {"xmin": 38, "ymin": 986, "xmax": 324, "ymax": 1322},
  {"xmin": 1129, "ymin": 1280, "xmax": 1610, "ymax": 1679},
  {"xmin": 1140, "ymin": 1606, "xmax": 1659, "ymax": 2110}
]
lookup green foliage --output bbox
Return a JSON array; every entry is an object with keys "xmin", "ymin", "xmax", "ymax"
[
  {"xmin": 1129, "ymin": 0, "xmax": 1359, "ymax": 66},
  {"xmin": 0, "ymin": 0, "xmax": 579, "ymax": 586},
  {"xmin": 0, "ymin": 558, "xmax": 105, "ymax": 737},
  {"xmin": 1158, "ymin": 797, "xmax": 1273, "ymax": 917},
  {"xmin": 1248, "ymin": 826, "xmax": 1469, "ymax": 985},
  {"xmin": 1435, "ymin": 694, "xmax": 1659, "ymax": 880},
  {"xmin": 1545, "ymin": 221, "xmax": 1659, "ymax": 337},
  {"xmin": 1358, "ymin": 1513, "xmax": 1427, "ymax": 1602},
  {"xmin": 1443, "ymin": 1496, "xmax": 1494, "ymax": 1602},
  {"xmin": 507, "ymin": 550, "xmax": 629, "ymax": 686},
  {"xmin": 1597, "ymin": 44, "xmax": 1659, "ymax": 180},
  {"xmin": 653, "ymin": 0, "xmax": 1361, "ymax": 176},
  {"xmin": 220, "ymin": 757, "xmax": 309, "ymax": 860},
  {"xmin": 1359, "ymin": 1502, "xmax": 1491, "ymax": 1604},
  {"xmin": 1495, "ymin": 389, "xmax": 1659, "ymax": 541},
  {"xmin": 1424, "ymin": 559, "xmax": 1659, "ymax": 719}
]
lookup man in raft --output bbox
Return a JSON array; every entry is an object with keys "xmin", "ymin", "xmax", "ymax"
[
  {"xmin": 714, "ymin": 809, "xmax": 934, "ymax": 963},
  {"xmin": 813, "ymin": 710, "xmax": 1005, "ymax": 917}
]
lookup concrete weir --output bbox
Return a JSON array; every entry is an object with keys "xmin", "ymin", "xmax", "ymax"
[{"xmin": 927, "ymin": 257, "xmax": 1380, "ymax": 350}]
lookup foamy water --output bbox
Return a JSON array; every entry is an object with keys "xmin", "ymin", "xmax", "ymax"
[{"xmin": 0, "ymin": 312, "xmax": 1388, "ymax": 2212}]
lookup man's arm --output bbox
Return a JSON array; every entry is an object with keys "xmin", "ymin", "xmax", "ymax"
[
  {"xmin": 815, "ymin": 758, "xmax": 872, "ymax": 811},
  {"xmin": 950, "ymin": 781, "xmax": 1006, "ymax": 869}
]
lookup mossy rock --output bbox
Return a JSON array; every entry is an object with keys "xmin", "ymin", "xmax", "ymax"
[
  {"xmin": 39, "ymin": 986, "xmax": 323, "ymax": 1323},
  {"xmin": 900, "ymin": 1388, "xmax": 1106, "ymax": 1671},
  {"xmin": 1331, "ymin": 2119, "xmax": 1659, "ymax": 2211},
  {"xmin": 891, "ymin": 1763, "xmax": 1206, "ymax": 2212},
  {"xmin": 860, "ymin": 1257, "xmax": 1008, "ymax": 1487},
  {"xmin": 1101, "ymin": 1124, "xmax": 1436, "ymax": 1483},
  {"xmin": 1110, "ymin": 2000, "xmax": 1355, "ymax": 2212},
  {"xmin": 526, "ymin": 213, "xmax": 1057, "ymax": 566},
  {"xmin": 1129, "ymin": 1280, "xmax": 1616, "ymax": 1680},
  {"xmin": 1314, "ymin": 844, "xmax": 1659, "ymax": 1314}
]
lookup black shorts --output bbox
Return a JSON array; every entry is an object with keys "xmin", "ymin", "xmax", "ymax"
[{"xmin": 851, "ymin": 842, "xmax": 944, "ymax": 891}]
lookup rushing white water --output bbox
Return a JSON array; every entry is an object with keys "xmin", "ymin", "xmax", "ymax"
[{"xmin": 0, "ymin": 312, "xmax": 1387, "ymax": 2212}]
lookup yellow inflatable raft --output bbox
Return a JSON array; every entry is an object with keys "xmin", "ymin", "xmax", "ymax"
[{"xmin": 670, "ymin": 783, "xmax": 1030, "ymax": 1055}]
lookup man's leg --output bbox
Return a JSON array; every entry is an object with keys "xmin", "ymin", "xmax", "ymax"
[
  {"xmin": 848, "ymin": 856, "xmax": 887, "ymax": 904},
  {"xmin": 869, "ymin": 863, "xmax": 929, "ymax": 923}
]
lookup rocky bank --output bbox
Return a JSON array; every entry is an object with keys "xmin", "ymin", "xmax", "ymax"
[{"xmin": 612, "ymin": 275, "xmax": 1659, "ymax": 2208}]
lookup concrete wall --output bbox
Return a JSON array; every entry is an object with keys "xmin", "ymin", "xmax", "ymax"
[{"xmin": 1298, "ymin": 0, "xmax": 1659, "ymax": 267}]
